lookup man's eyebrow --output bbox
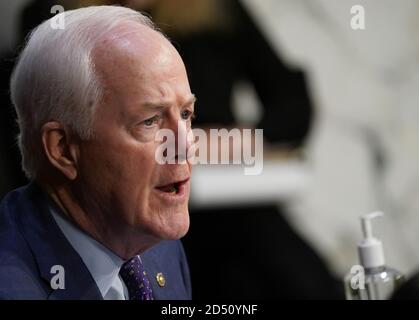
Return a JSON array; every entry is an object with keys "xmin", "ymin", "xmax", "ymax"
[
  {"xmin": 142, "ymin": 94, "xmax": 196, "ymax": 110},
  {"xmin": 183, "ymin": 95, "xmax": 197, "ymax": 107}
]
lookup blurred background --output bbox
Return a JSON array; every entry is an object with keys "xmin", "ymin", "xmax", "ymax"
[{"xmin": 1, "ymin": 0, "xmax": 419, "ymax": 299}]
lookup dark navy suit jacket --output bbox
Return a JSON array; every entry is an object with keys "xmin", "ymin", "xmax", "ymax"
[{"xmin": 0, "ymin": 183, "xmax": 192, "ymax": 300}]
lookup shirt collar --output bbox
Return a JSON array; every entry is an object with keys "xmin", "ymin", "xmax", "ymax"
[{"xmin": 49, "ymin": 205, "xmax": 124, "ymax": 298}]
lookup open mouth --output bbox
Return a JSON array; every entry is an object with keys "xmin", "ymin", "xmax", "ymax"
[{"xmin": 156, "ymin": 178, "xmax": 189, "ymax": 195}]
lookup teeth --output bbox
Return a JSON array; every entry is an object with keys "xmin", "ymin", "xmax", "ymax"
[{"xmin": 169, "ymin": 186, "xmax": 177, "ymax": 194}]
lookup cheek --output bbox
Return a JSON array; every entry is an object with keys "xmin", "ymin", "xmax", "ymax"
[
  {"xmin": 111, "ymin": 146, "xmax": 158, "ymax": 202},
  {"xmin": 80, "ymin": 139, "xmax": 158, "ymax": 202},
  {"xmin": 113, "ymin": 146, "xmax": 162, "ymax": 217}
]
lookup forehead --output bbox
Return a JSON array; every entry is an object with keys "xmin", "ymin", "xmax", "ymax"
[
  {"xmin": 91, "ymin": 22, "xmax": 190, "ymax": 103},
  {"xmin": 92, "ymin": 22, "xmax": 176, "ymax": 75}
]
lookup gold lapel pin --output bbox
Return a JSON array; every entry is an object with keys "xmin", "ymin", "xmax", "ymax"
[{"xmin": 156, "ymin": 272, "xmax": 166, "ymax": 287}]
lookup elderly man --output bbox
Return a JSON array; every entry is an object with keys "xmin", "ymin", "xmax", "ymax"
[{"xmin": 0, "ymin": 6, "xmax": 194, "ymax": 299}]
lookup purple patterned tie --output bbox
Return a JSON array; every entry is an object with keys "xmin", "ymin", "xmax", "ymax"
[{"xmin": 119, "ymin": 256, "xmax": 154, "ymax": 300}]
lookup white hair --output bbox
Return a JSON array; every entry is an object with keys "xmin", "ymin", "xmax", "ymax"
[{"xmin": 10, "ymin": 5, "xmax": 159, "ymax": 178}]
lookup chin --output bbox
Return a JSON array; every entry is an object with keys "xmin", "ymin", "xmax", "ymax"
[
  {"xmin": 167, "ymin": 215, "xmax": 190, "ymax": 240},
  {"xmin": 156, "ymin": 210, "xmax": 190, "ymax": 240}
]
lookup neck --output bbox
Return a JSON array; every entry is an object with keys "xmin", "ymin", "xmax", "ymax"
[{"xmin": 37, "ymin": 178, "xmax": 159, "ymax": 259}]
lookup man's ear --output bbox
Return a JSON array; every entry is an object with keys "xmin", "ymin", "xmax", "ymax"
[{"xmin": 41, "ymin": 122, "xmax": 80, "ymax": 180}]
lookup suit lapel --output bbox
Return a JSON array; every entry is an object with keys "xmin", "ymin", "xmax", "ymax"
[
  {"xmin": 16, "ymin": 183, "xmax": 102, "ymax": 300},
  {"xmin": 141, "ymin": 242, "xmax": 188, "ymax": 300}
]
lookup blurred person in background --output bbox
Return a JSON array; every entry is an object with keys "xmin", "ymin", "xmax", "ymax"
[{"xmin": 241, "ymin": 0, "xmax": 419, "ymax": 285}]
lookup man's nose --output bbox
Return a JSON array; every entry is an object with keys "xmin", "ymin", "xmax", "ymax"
[{"xmin": 168, "ymin": 119, "xmax": 192, "ymax": 163}]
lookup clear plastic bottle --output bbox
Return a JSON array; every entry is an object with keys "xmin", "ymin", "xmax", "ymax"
[
  {"xmin": 344, "ymin": 212, "xmax": 405, "ymax": 300},
  {"xmin": 345, "ymin": 265, "xmax": 405, "ymax": 300}
]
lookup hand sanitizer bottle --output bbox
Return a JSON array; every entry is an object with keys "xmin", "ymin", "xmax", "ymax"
[{"xmin": 344, "ymin": 211, "xmax": 405, "ymax": 300}]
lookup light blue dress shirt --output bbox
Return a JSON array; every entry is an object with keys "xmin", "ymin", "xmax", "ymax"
[{"xmin": 50, "ymin": 206, "xmax": 130, "ymax": 300}]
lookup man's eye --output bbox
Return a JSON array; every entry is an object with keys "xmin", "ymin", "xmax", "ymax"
[
  {"xmin": 181, "ymin": 110, "xmax": 195, "ymax": 121},
  {"xmin": 142, "ymin": 115, "xmax": 160, "ymax": 127}
]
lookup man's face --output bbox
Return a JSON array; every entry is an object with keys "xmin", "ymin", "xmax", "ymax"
[{"xmin": 75, "ymin": 24, "xmax": 194, "ymax": 246}]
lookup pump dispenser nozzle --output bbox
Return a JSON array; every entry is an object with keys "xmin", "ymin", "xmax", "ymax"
[
  {"xmin": 358, "ymin": 211, "xmax": 385, "ymax": 269},
  {"xmin": 361, "ymin": 211, "xmax": 383, "ymax": 239}
]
